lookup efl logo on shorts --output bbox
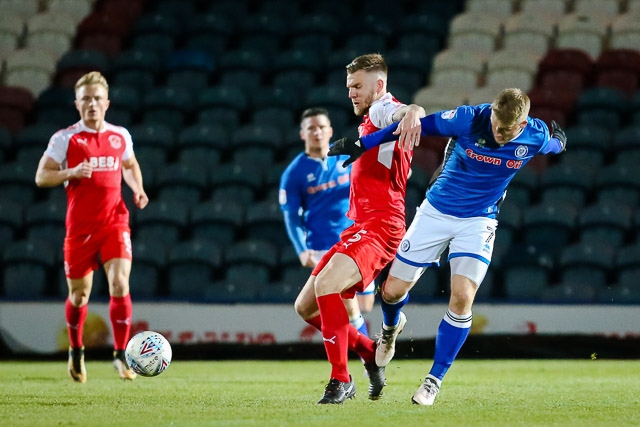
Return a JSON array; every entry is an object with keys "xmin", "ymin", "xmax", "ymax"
[{"xmin": 400, "ymin": 239, "xmax": 411, "ymax": 252}]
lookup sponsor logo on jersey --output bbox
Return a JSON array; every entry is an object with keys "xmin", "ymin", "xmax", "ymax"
[
  {"xmin": 465, "ymin": 149, "xmax": 501, "ymax": 165},
  {"xmin": 441, "ymin": 109, "xmax": 456, "ymax": 120},
  {"xmin": 89, "ymin": 156, "xmax": 120, "ymax": 172},
  {"xmin": 475, "ymin": 138, "xmax": 486, "ymax": 148},
  {"xmin": 109, "ymin": 134, "xmax": 122, "ymax": 149}
]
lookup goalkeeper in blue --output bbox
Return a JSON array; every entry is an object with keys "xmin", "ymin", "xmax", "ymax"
[{"xmin": 328, "ymin": 88, "xmax": 567, "ymax": 405}]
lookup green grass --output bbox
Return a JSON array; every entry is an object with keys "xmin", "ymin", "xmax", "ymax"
[{"xmin": 1, "ymin": 359, "xmax": 639, "ymax": 426}]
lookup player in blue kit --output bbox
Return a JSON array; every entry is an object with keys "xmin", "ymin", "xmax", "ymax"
[
  {"xmin": 280, "ymin": 107, "xmax": 374, "ymax": 337},
  {"xmin": 328, "ymin": 88, "xmax": 567, "ymax": 405}
]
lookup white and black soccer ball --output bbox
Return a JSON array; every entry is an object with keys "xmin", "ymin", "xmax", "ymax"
[{"xmin": 125, "ymin": 331, "xmax": 172, "ymax": 377}]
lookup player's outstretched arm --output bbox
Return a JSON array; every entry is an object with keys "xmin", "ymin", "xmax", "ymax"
[{"xmin": 327, "ymin": 138, "xmax": 366, "ymax": 166}]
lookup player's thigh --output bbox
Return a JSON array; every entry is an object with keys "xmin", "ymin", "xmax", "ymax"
[
  {"xmin": 392, "ymin": 202, "xmax": 453, "ymax": 283},
  {"xmin": 103, "ymin": 257, "xmax": 132, "ymax": 296},
  {"xmin": 448, "ymin": 216, "xmax": 497, "ymax": 264}
]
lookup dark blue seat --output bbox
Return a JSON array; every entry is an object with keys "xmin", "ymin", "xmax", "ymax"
[
  {"xmin": 558, "ymin": 242, "xmax": 616, "ymax": 287},
  {"xmin": 521, "ymin": 202, "xmax": 578, "ymax": 257},
  {"xmin": 25, "ymin": 199, "xmax": 66, "ymax": 243},
  {"xmin": 189, "ymin": 200, "xmax": 244, "ymax": 246},
  {"xmin": 578, "ymin": 203, "xmax": 633, "ymax": 247},
  {"xmin": 244, "ymin": 201, "xmax": 288, "ymax": 248},
  {"xmin": 155, "ymin": 163, "xmax": 208, "ymax": 207},
  {"xmin": 141, "ymin": 86, "xmax": 191, "ymax": 130},
  {"xmin": 2, "ymin": 239, "xmax": 56, "ymax": 299},
  {"xmin": 133, "ymin": 200, "xmax": 188, "ymax": 245},
  {"xmin": 167, "ymin": 239, "xmax": 222, "ymax": 299},
  {"xmin": 0, "ymin": 200, "xmax": 23, "ymax": 245},
  {"xmin": 129, "ymin": 237, "xmax": 167, "ymax": 298}
]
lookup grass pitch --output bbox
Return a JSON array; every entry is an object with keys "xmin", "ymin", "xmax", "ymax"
[{"xmin": 1, "ymin": 359, "xmax": 638, "ymax": 427}]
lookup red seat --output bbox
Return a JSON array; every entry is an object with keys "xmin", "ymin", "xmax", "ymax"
[
  {"xmin": 537, "ymin": 48, "xmax": 594, "ymax": 90},
  {"xmin": 0, "ymin": 86, "xmax": 35, "ymax": 134},
  {"xmin": 528, "ymin": 86, "xmax": 578, "ymax": 113},
  {"xmin": 595, "ymin": 69, "xmax": 639, "ymax": 96},
  {"xmin": 538, "ymin": 69, "xmax": 587, "ymax": 98},
  {"xmin": 595, "ymin": 48, "xmax": 640, "ymax": 75}
]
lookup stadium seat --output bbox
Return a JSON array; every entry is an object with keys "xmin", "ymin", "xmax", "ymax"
[
  {"xmin": 129, "ymin": 238, "xmax": 166, "ymax": 298},
  {"xmin": 503, "ymin": 265, "xmax": 549, "ymax": 301},
  {"xmin": 595, "ymin": 163, "xmax": 640, "ymax": 209},
  {"xmin": 0, "ymin": 200, "xmax": 23, "ymax": 245},
  {"xmin": 54, "ymin": 49, "xmax": 110, "ymax": 88},
  {"xmin": 344, "ymin": 33, "xmax": 387, "ymax": 54},
  {"xmin": 0, "ymin": 85, "xmax": 34, "ymax": 134},
  {"xmin": 24, "ymin": 199, "xmax": 66, "ymax": 243},
  {"xmin": 563, "ymin": 124, "xmax": 612, "ymax": 157},
  {"xmin": 167, "ymin": 240, "xmax": 222, "ymax": 299},
  {"xmin": 539, "ymin": 164, "xmax": 595, "ymax": 208},
  {"xmin": 176, "ymin": 122, "xmax": 229, "ymax": 166},
  {"xmin": 0, "ymin": 15, "xmax": 24, "ymax": 59},
  {"xmin": 413, "ymin": 85, "xmax": 468, "ymax": 115},
  {"xmin": 539, "ymin": 282, "xmax": 598, "ymax": 303},
  {"xmin": 230, "ymin": 124, "xmax": 283, "ymax": 169},
  {"xmin": 616, "ymin": 244, "xmax": 640, "ymax": 289},
  {"xmin": 244, "ymin": 201, "xmax": 289, "ymax": 247},
  {"xmin": 0, "ymin": 161, "xmax": 39, "ymax": 205},
  {"xmin": 189, "ymin": 200, "xmax": 244, "ymax": 246},
  {"xmin": 465, "ymin": 0, "xmax": 515, "ymax": 18},
  {"xmin": 140, "ymin": 86, "xmax": 191, "ymax": 130},
  {"xmin": 558, "ymin": 242, "xmax": 616, "ymax": 287},
  {"xmin": 503, "ymin": 13, "xmax": 554, "ymax": 56},
  {"xmin": 400, "ymin": 13, "xmax": 451, "ymax": 41},
  {"xmin": 155, "ymin": 163, "xmax": 208, "ymax": 208},
  {"xmin": 572, "ymin": 0, "xmax": 620, "ymax": 21},
  {"xmin": 203, "ymin": 280, "xmax": 261, "ymax": 304},
  {"xmin": 0, "ymin": 0, "xmax": 40, "ymax": 23},
  {"xmin": 273, "ymin": 49, "xmax": 325, "ymax": 76},
  {"xmin": 47, "ymin": 0, "xmax": 94, "ymax": 22},
  {"xmin": 129, "ymin": 122, "xmax": 175, "ymax": 151},
  {"xmin": 521, "ymin": 202, "xmax": 578, "ymax": 256},
  {"xmin": 612, "ymin": 125, "xmax": 640, "ymax": 158},
  {"xmin": 537, "ymin": 48, "xmax": 594, "ymax": 81},
  {"xmin": 597, "ymin": 284, "xmax": 640, "ymax": 304},
  {"xmin": 240, "ymin": 12, "xmax": 287, "ymax": 39},
  {"xmin": 259, "ymin": 281, "xmax": 303, "ymax": 304},
  {"xmin": 210, "ymin": 163, "xmax": 263, "ymax": 205},
  {"xmin": 2, "ymin": 239, "xmax": 55, "ymax": 299},
  {"xmin": 578, "ymin": 203, "xmax": 633, "ymax": 247},
  {"xmin": 3, "ymin": 50, "xmax": 55, "ymax": 97},
  {"xmin": 197, "ymin": 85, "xmax": 248, "ymax": 118},
  {"xmin": 610, "ymin": 12, "xmax": 640, "ymax": 50},
  {"xmin": 527, "ymin": 86, "xmax": 577, "ymax": 116},
  {"xmin": 134, "ymin": 200, "xmax": 188, "ymax": 246},
  {"xmin": 224, "ymin": 239, "xmax": 279, "ymax": 285},
  {"xmin": 154, "ymin": 0, "xmax": 197, "ymax": 26}
]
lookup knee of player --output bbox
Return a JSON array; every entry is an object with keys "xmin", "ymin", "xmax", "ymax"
[{"xmin": 380, "ymin": 277, "xmax": 411, "ymax": 303}]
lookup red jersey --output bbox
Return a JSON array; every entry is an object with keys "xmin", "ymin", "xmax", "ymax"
[
  {"xmin": 45, "ymin": 121, "xmax": 134, "ymax": 237},
  {"xmin": 348, "ymin": 92, "xmax": 412, "ymax": 224}
]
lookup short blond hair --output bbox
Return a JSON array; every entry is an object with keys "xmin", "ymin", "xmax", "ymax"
[
  {"xmin": 491, "ymin": 88, "xmax": 530, "ymax": 125},
  {"xmin": 346, "ymin": 53, "xmax": 388, "ymax": 75},
  {"xmin": 75, "ymin": 71, "xmax": 109, "ymax": 92}
]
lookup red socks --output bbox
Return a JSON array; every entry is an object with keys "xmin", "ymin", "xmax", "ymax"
[
  {"xmin": 65, "ymin": 298, "xmax": 88, "ymax": 349},
  {"xmin": 109, "ymin": 294, "xmax": 132, "ymax": 351},
  {"xmin": 317, "ymin": 294, "xmax": 350, "ymax": 382},
  {"xmin": 306, "ymin": 312, "xmax": 376, "ymax": 364}
]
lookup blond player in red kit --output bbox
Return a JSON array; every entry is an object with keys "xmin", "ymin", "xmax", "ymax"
[{"xmin": 35, "ymin": 71, "xmax": 148, "ymax": 383}]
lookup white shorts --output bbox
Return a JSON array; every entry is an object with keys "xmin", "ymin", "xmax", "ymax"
[
  {"xmin": 314, "ymin": 249, "xmax": 376, "ymax": 295},
  {"xmin": 389, "ymin": 199, "xmax": 497, "ymax": 286}
]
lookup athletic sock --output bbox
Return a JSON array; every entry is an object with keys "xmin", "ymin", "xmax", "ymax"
[
  {"xmin": 347, "ymin": 324, "xmax": 376, "ymax": 364},
  {"xmin": 65, "ymin": 298, "xmax": 88, "ymax": 349},
  {"xmin": 317, "ymin": 293, "xmax": 350, "ymax": 383},
  {"xmin": 109, "ymin": 294, "xmax": 132, "ymax": 351},
  {"xmin": 305, "ymin": 314, "xmax": 322, "ymax": 331},
  {"xmin": 350, "ymin": 313, "xmax": 369, "ymax": 337},
  {"xmin": 429, "ymin": 309, "xmax": 472, "ymax": 382},
  {"xmin": 381, "ymin": 292, "xmax": 409, "ymax": 329}
]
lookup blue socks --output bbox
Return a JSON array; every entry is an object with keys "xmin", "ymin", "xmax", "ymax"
[
  {"xmin": 350, "ymin": 313, "xmax": 369, "ymax": 337},
  {"xmin": 429, "ymin": 309, "xmax": 472, "ymax": 381},
  {"xmin": 381, "ymin": 293, "xmax": 409, "ymax": 329}
]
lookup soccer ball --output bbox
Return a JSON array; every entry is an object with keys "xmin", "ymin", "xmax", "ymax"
[{"xmin": 125, "ymin": 331, "xmax": 172, "ymax": 377}]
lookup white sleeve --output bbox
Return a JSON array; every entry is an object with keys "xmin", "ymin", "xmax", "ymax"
[
  {"xmin": 43, "ymin": 130, "xmax": 69, "ymax": 164},
  {"xmin": 368, "ymin": 97, "xmax": 405, "ymax": 129},
  {"xmin": 121, "ymin": 127, "xmax": 134, "ymax": 161}
]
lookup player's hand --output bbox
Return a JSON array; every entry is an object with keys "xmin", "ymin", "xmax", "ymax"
[
  {"xmin": 327, "ymin": 137, "xmax": 365, "ymax": 167},
  {"xmin": 393, "ymin": 109, "xmax": 422, "ymax": 150},
  {"xmin": 299, "ymin": 250, "xmax": 317, "ymax": 268},
  {"xmin": 70, "ymin": 160, "xmax": 92, "ymax": 179},
  {"xmin": 134, "ymin": 191, "xmax": 149, "ymax": 209},
  {"xmin": 551, "ymin": 120, "xmax": 567, "ymax": 151}
]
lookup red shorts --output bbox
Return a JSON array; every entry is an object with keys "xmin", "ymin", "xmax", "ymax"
[
  {"xmin": 63, "ymin": 226, "xmax": 132, "ymax": 278},
  {"xmin": 312, "ymin": 217, "xmax": 404, "ymax": 299}
]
